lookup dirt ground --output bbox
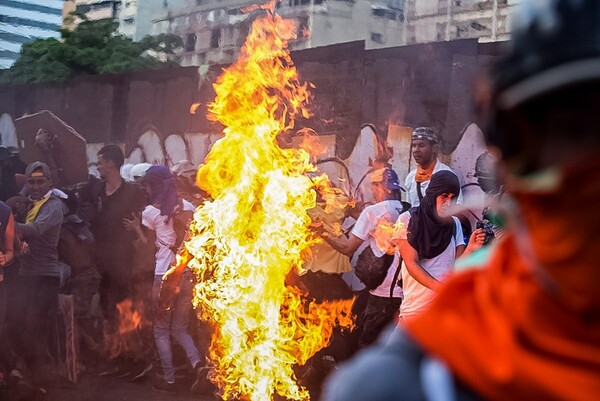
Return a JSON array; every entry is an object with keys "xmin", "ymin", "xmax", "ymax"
[{"xmin": 45, "ymin": 373, "xmax": 216, "ymax": 401}]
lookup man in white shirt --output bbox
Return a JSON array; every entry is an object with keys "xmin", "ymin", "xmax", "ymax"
[
  {"xmin": 322, "ymin": 167, "xmax": 406, "ymax": 347},
  {"xmin": 404, "ymin": 127, "xmax": 463, "ymax": 207}
]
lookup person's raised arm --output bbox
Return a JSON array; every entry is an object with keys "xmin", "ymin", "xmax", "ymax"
[{"xmin": 457, "ymin": 228, "xmax": 485, "ymax": 259}]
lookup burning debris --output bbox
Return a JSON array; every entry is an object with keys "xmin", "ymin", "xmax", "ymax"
[{"xmin": 181, "ymin": 6, "xmax": 355, "ymax": 401}]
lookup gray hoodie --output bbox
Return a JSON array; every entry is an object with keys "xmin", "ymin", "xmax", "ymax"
[{"xmin": 17, "ymin": 195, "xmax": 68, "ymax": 278}]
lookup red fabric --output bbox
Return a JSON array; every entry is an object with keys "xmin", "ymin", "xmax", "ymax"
[{"xmin": 405, "ymin": 155, "xmax": 600, "ymax": 401}]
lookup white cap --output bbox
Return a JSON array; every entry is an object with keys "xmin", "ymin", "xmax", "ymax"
[{"xmin": 130, "ymin": 163, "xmax": 152, "ymax": 180}]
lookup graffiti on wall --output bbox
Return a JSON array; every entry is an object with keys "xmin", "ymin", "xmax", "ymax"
[{"xmin": 0, "ymin": 110, "xmax": 488, "ymax": 219}]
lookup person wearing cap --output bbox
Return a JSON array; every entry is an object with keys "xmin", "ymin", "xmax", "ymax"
[
  {"xmin": 323, "ymin": 1, "xmax": 600, "ymax": 400},
  {"xmin": 321, "ymin": 167, "xmax": 407, "ymax": 347},
  {"xmin": 394, "ymin": 171, "xmax": 484, "ymax": 319},
  {"xmin": 12, "ymin": 161, "xmax": 68, "ymax": 373},
  {"xmin": 404, "ymin": 127, "xmax": 463, "ymax": 208},
  {"xmin": 130, "ymin": 162, "xmax": 152, "ymax": 182},
  {"xmin": 86, "ymin": 145, "xmax": 146, "ymax": 329}
]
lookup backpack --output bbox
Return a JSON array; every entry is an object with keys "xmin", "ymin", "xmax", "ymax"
[
  {"xmin": 354, "ymin": 246, "xmax": 395, "ymax": 290},
  {"xmin": 171, "ymin": 208, "xmax": 194, "ymax": 252}
]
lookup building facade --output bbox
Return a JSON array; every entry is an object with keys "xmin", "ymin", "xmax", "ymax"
[
  {"xmin": 62, "ymin": 0, "xmax": 121, "ymax": 30},
  {"xmin": 151, "ymin": 0, "xmax": 516, "ymax": 67},
  {"xmin": 403, "ymin": 0, "xmax": 517, "ymax": 44},
  {"xmin": 152, "ymin": 0, "xmax": 407, "ymax": 67},
  {"xmin": 0, "ymin": 0, "xmax": 64, "ymax": 69}
]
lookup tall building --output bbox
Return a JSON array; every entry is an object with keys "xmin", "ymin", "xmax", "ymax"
[
  {"xmin": 152, "ymin": 0, "xmax": 406, "ymax": 67},
  {"xmin": 62, "ymin": 0, "xmax": 121, "ymax": 30},
  {"xmin": 402, "ymin": 0, "xmax": 517, "ymax": 44},
  {"xmin": 63, "ymin": 0, "xmax": 173, "ymax": 41},
  {"xmin": 0, "ymin": 0, "xmax": 64, "ymax": 69},
  {"xmin": 151, "ymin": 0, "xmax": 515, "ymax": 67},
  {"xmin": 119, "ymin": 0, "xmax": 181, "ymax": 41}
]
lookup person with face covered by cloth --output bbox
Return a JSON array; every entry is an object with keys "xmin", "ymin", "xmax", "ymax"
[
  {"xmin": 395, "ymin": 171, "xmax": 485, "ymax": 319},
  {"xmin": 12, "ymin": 162, "xmax": 68, "ymax": 378},
  {"xmin": 124, "ymin": 166, "xmax": 204, "ymax": 395},
  {"xmin": 322, "ymin": 1, "xmax": 600, "ymax": 401}
]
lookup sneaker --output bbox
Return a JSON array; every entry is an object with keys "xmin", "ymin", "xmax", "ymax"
[
  {"xmin": 190, "ymin": 366, "xmax": 213, "ymax": 395},
  {"xmin": 152, "ymin": 380, "xmax": 177, "ymax": 395}
]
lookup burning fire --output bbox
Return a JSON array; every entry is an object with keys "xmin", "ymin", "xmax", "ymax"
[
  {"xmin": 373, "ymin": 218, "xmax": 406, "ymax": 255},
  {"xmin": 104, "ymin": 298, "xmax": 147, "ymax": 360},
  {"xmin": 182, "ymin": 7, "xmax": 355, "ymax": 401}
]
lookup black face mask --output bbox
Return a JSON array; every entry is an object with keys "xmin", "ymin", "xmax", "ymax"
[{"xmin": 407, "ymin": 171, "xmax": 460, "ymax": 259}]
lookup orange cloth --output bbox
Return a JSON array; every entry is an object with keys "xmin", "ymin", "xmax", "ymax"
[
  {"xmin": 414, "ymin": 160, "xmax": 437, "ymax": 183},
  {"xmin": 405, "ymin": 154, "xmax": 600, "ymax": 401}
]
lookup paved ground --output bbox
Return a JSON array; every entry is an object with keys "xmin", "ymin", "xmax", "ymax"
[
  {"xmin": 45, "ymin": 373, "xmax": 216, "ymax": 401},
  {"xmin": 0, "ymin": 362, "xmax": 218, "ymax": 401}
]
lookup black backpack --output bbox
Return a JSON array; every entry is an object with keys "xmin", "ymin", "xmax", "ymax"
[
  {"xmin": 354, "ymin": 246, "xmax": 395, "ymax": 290},
  {"xmin": 171, "ymin": 208, "xmax": 194, "ymax": 252}
]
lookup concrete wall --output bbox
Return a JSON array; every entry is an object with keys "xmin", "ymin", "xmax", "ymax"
[{"xmin": 0, "ymin": 40, "xmax": 501, "ymax": 212}]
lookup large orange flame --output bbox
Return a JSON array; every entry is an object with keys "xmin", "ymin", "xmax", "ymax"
[{"xmin": 184, "ymin": 9, "xmax": 354, "ymax": 401}]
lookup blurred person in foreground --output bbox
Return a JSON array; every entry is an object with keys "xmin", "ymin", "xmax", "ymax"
[{"xmin": 322, "ymin": 1, "xmax": 600, "ymax": 400}]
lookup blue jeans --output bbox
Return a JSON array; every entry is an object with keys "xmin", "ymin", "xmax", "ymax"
[{"xmin": 153, "ymin": 269, "xmax": 201, "ymax": 382}]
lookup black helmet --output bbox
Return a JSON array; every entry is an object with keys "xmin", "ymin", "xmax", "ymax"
[
  {"xmin": 475, "ymin": 152, "xmax": 499, "ymax": 195},
  {"xmin": 493, "ymin": 0, "xmax": 600, "ymax": 110},
  {"xmin": 488, "ymin": 0, "xmax": 600, "ymax": 160}
]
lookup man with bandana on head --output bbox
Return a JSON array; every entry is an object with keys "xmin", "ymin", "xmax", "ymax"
[
  {"xmin": 404, "ymin": 127, "xmax": 463, "ymax": 208},
  {"xmin": 322, "ymin": 1, "xmax": 600, "ymax": 400}
]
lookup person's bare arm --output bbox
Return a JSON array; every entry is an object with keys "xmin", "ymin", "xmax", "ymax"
[
  {"xmin": 0, "ymin": 213, "xmax": 15, "ymax": 266},
  {"xmin": 457, "ymin": 228, "xmax": 485, "ymax": 259},
  {"xmin": 323, "ymin": 232, "xmax": 364, "ymax": 257},
  {"xmin": 398, "ymin": 239, "xmax": 442, "ymax": 292},
  {"xmin": 123, "ymin": 214, "xmax": 148, "ymax": 245}
]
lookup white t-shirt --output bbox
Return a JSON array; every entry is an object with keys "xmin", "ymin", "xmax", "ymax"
[
  {"xmin": 142, "ymin": 200, "xmax": 195, "ymax": 276},
  {"xmin": 351, "ymin": 200, "xmax": 404, "ymax": 298},
  {"xmin": 396, "ymin": 211, "xmax": 465, "ymax": 317},
  {"xmin": 404, "ymin": 161, "xmax": 463, "ymax": 208}
]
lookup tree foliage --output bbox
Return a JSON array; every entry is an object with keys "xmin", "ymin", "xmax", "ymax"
[{"xmin": 0, "ymin": 18, "xmax": 183, "ymax": 84}]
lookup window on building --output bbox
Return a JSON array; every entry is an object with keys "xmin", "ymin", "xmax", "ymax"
[
  {"xmin": 185, "ymin": 33, "xmax": 197, "ymax": 52},
  {"xmin": 371, "ymin": 32, "xmax": 384, "ymax": 44},
  {"xmin": 123, "ymin": 17, "xmax": 135, "ymax": 24},
  {"xmin": 371, "ymin": 7, "xmax": 399, "ymax": 21},
  {"xmin": 298, "ymin": 17, "xmax": 309, "ymax": 38},
  {"xmin": 289, "ymin": 0, "xmax": 311, "ymax": 6},
  {"xmin": 75, "ymin": 4, "xmax": 91, "ymax": 13},
  {"xmin": 387, "ymin": 0, "xmax": 405, "ymax": 10},
  {"xmin": 471, "ymin": 21, "xmax": 486, "ymax": 31},
  {"xmin": 210, "ymin": 28, "xmax": 221, "ymax": 49}
]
